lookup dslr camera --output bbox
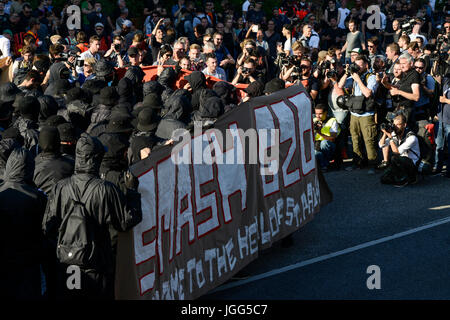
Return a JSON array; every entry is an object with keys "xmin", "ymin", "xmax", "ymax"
[
  {"xmin": 346, "ymin": 62, "xmax": 360, "ymax": 76},
  {"xmin": 380, "ymin": 111, "xmax": 398, "ymax": 133}
]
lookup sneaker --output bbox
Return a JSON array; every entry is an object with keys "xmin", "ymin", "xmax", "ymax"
[
  {"xmin": 409, "ymin": 175, "xmax": 419, "ymax": 185},
  {"xmin": 345, "ymin": 164, "xmax": 358, "ymax": 171},
  {"xmin": 377, "ymin": 161, "xmax": 389, "ymax": 170},
  {"xmin": 432, "ymin": 167, "xmax": 442, "ymax": 175},
  {"xmin": 393, "ymin": 179, "xmax": 409, "ymax": 187},
  {"xmin": 367, "ymin": 168, "xmax": 376, "ymax": 175}
]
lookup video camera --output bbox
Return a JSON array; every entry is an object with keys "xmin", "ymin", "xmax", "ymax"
[
  {"xmin": 59, "ymin": 50, "xmax": 84, "ymax": 69},
  {"xmin": 399, "ymin": 17, "xmax": 423, "ymax": 34}
]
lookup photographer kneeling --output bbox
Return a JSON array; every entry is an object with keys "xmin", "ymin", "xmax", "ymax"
[
  {"xmin": 314, "ymin": 103, "xmax": 341, "ymax": 171},
  {"xmin": 379, "ymin": 113, "xmax": 420, "ymax": 186}
]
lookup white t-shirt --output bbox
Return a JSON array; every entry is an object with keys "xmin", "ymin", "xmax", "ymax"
[
  {"xmin": 338, "ymin": 8, "xmax": 350, "ymax": 29},
  {"xmin": 202, "ymin": 66, "xmax": 227, "ymax": 81},
  {"xmin": 0, "ymin": 35, "xmax": 11, "ymax": 59},
  {"xmin": 379, "ymin": 132, "xmax": 421, "ymax": 165},
  {"xmin": 284, "ymin": 37, "xmax": 296, "ymax": 55}
]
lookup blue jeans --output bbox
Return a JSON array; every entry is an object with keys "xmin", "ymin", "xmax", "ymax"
[
  {"xmin": 434, "ymin": 121, "xmax": 450, "ymax": 170},
  {"xmin": 315, "ymin": 140, "xmax": 336, "ymax": 168}
]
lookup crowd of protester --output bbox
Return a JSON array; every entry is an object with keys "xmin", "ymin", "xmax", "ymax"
[{"xmin": 0, "ymin": 0, "xmax": 449, "ymax": 300}]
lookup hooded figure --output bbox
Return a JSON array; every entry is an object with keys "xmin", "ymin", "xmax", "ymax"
[
  {"xmin": 190, "ymin": 95, "xmax": 225, "ymax": 128},
  {"xmin": 98, "ymin": 114, "xmax": 134, "ymax": 192},
  {"xmin": 58, "ymin": 122, "xmax": 78, "ymax": 159},
  {"xmin": 213, "ymin": 81, "xmax": 238, "ymax": 112},
  {"xmin": 117, "ymin": 77, "xmax": 135, "ymax": 105},
  {"xmin": 38, "ymin": 95, "xmax": 59, "ymax": 128},
  {"xmin": 42, "ymin": 133, "xmax": 142, "ymax": 300},
  {"xmin": 0, "ymin": 138, "xmax": 21, "ymax": 182},
  {"xmin": 86, "ymin": 87, "xmax": 119, "ymax": 136},
  {"xmin": 82, "ymin": 79, "xmax": 108, "ymax": 107},
  {"xmin": 185, "ymin": 71, "xmax": 207, "ymax": 111},
  {"xmin": 45, "ymin": 79, "xmax": 73, "ymax": 109},
  {"xmin": 158, "ymin": 67, "xmax": 177, "ymax": 102},
  {"xmin": 124, "ymin": 66, "xmax": 145, "ymax": 103},
  {"xmin": 33, "ymin": 126, "xmax": 75, "ymax": 196},
  {"xmin": 155, "ymin": 93, "xmax": 190, "ymax": 141},
  {"xmin": 0, "ymin": 148, "xmax": 47, "ymax": 299},
  {"xmin": 12, "ymin": 96, "xmax": 40, "ymax": 154},
  {"xmin": 143, "ymin": 81, "xmax": 164, "ymax": 97},
  {"xmin": 128, "ymin": 107, "xmax": 160, "ymax": 165}
]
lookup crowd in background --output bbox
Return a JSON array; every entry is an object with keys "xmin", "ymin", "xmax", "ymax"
[{"xmin": 0, "ymin": 0, "xmax": 449, "ymax": 300}]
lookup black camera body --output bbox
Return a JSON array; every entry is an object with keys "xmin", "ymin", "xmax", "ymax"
[
  {"xmin": 114, "ymin": 44, "xmax": 121, "ymax": 51},
  {"xmin": 380, "ymin": 111, "xmax": 399, "ymax": 132},
  {"xmin": 313, "ymin": 120, "xmax": 323, "ymax": 132},
  {"xmin": 348, "ymin": 63, "xmax": 360, "ymax": 74}
]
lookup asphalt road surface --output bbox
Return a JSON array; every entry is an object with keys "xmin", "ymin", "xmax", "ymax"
[{"xmin": 201, "ymin": 167, "xmax": 450, "ymax": 300}]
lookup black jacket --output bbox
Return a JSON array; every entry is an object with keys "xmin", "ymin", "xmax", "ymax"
[
  {"xmin": 42, "ymin": 134, "xmax": 142, "ymax": 298},
  {"xmin": 33, "ymin": 152, "xmax": 75, "ymax": 196},
  {"xmin": 12, "ymin": 116, "xmax": 40, "ymax": 155},
  {"xmin": 0, "ymin": 148, "xmax": 47, "ymax": 299}
]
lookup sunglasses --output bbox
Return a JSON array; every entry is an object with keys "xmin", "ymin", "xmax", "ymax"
[
  {"xmin": 368, "ymin": 45, "xmax": 375, "ymax": 48},
  {"xmin": 414, "ymin": 66, "xmax": 424, "ymax": 69}
]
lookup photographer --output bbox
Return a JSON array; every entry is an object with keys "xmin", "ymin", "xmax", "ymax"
[
  {"xmin": 12, "ymin": 45, "xmax": 35, "ymax": 86},
  {"xmin": 413, "ymin": 58, "xmax": 435, "ymax": 121},
  {"xmin": 43, "ymin": 43, "xmax": 75, "ymax": 87},
  {"xmin": 314, "ymin": 103, "xmax": 341, "ymax": 171},
  {"xmin": 379, "ymin": 113, "xmax": 420, "ymax": 186},
  {"xmin": 385, "ymin": 43, "xmax": 400, "ymax": 74},
  {"xmin": 103, "ymin": 35, "xmax": 125, "ymax": 68},
  {"xmin": 231, "ymin": 58, "xmax": 262, "ymax": 85},
  {"xmin": 433, "ymin": 74, "xmax": 450, "ymax": 177},
  {"xmin": 291, "ymin": 57, "xmax": 319, "ymax": 100},
  {"xmin": 338, "ymin": 54, "xmax": 378, "ymax": 173},
  {"xmin": 387, "ymin": 54, "xmax": 420, "ymax": 128}
]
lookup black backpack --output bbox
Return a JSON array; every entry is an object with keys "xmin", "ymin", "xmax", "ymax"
[{"xmin": 57, "ymin": 178, "xmax": 103, "ymax": 268}]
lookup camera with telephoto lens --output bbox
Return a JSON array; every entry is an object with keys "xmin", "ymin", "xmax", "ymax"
[
  {"xmin": 380, "ymin": 111, "xmax": 397, "ymax": 133},
  {"xmin": 114, "ymin": 44, "xmax": 121, "ymax": 51}
]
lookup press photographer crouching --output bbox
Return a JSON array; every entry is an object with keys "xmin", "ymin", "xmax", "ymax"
[
  {"xmin": 337, "ymin": 54, "xmax": 378, "ymax": 174},
  {"xmin": 313, "ymin": 103, "xmax": 341, "ymax": 172},
  {"xmin": 379, "ymin": 112, "xmax": 420, "ymax": 186}
]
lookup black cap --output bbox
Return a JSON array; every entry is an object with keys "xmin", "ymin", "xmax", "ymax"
[
  {"xmin": 57, "ymin": 122, "xmax": 77, "ymax": 142},
  {"xmin": 0, "ymin": 101, "xmax": 12, "ymax": 120},
  {"xmin": 127, "ymin": 46, "xmax": 139, "ymax": 57},
  {"xmin": 95, "ymin": 59, "xmax": 114, "ymax": 77},
  {"xmin": 244, "ymin": 80, "xmax": 265, "ymax": 98},
  {"xmin": 19, "ymin": 96, "xmax": 40, "ymax": 120},
  {"xmin": 45, "ymin": 115, "xmax": 67, "ymax": 127},
  {"xmin": 99, "ymin": 86, "xmax": 119, "ymax": 106},
  {"xmin": 264, "ymin": 78, "xmax": 286, "ymax": 94},
  {"xmin": 142, "ymin": 93, "xmax": 163, "ymax": 109},
  {"xmin": 0, "ymin": 82, "xmax": 21, "ymax": 102},
  {"xmin": 106, "ymin": 114, "xmax": 134, "ymax": 133},
  {"xmin": 137, "ymin": 107, "xmax": 159, "ymax": 132}
]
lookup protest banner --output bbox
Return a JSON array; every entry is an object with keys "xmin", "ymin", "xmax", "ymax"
[{"xmin": 114, "ymin": 84, "xmax": 333, "ymax": 300}]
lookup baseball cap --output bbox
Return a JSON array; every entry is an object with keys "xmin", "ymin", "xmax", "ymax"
[
  {"xmin": 127, "ymin": 46, "xmax": 139, "ymax": 57},
  {"xmin": 122, "ymin": 20, "xmax": 132, "ymax": 28},
  {"xmin": 95, "ymin": 22, "xmax": 104, "ymax": 29}
]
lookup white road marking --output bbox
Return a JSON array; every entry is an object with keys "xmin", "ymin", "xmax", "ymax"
[{"xmin": 210, "ymin": 216, "xmax": 450, "ymax": 294}]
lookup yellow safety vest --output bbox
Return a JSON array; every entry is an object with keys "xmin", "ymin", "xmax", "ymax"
[{"xmin": 315, "ymin": 117, "xmax": 341, "ymax": 141}]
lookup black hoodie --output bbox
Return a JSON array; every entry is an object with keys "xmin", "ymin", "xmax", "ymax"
[
  {"xmin": 42, "ymin": 133, "xmax": 142, "ymax": 298},
  {"xmin": 0, "ymin": 148, "xmax": 47, "ymax": 299}
]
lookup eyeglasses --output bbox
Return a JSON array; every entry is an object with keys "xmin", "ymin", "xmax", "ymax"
[
  {"xmin": 368, "ymin": 45, "xmax": 375, "ymax": 48},
  {"xmin": 415, "ymin": 66, "xmax": 424, "ymax": 70}
]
